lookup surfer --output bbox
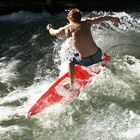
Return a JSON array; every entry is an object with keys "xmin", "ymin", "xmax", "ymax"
[{"xmin": 46, "ymin": 8, "xmax": 120, "ymax": 89}]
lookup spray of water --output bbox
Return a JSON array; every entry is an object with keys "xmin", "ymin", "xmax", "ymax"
[{"xmin": 0, "ymin": 10, "xmax": 140, "ymax": 140}]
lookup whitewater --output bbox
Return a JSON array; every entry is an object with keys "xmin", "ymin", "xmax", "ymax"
[{"xmin": 0, "ymin": 10, "xmax": 140, "ymax": 140}]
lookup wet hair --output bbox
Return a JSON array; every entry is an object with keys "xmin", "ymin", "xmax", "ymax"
[{"xmin": 67, "ymin": 8, "xmax": 83, "ymax": 22}]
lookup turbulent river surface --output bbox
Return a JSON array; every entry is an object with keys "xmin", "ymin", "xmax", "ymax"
[{"xmin": 0, "ymin": 10, "xmax": 140, "ymax": 140}]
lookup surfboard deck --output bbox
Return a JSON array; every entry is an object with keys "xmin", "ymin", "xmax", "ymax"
[{"xmin": 27, "ymin": 53, "xmax": 110, "ymax": 118}]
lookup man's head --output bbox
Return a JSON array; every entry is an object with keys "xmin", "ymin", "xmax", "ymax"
[{"xmin": 67, "ymin": 8, "xmax": 83, "ymax": 22}]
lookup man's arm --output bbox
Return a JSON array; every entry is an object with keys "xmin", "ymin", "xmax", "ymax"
[
  {"xmin": 88, "ymin": 16, "xmax": 120, "ymax": 26},
  {"xmin": 46, "ymin": 24, "xmax": 66, "ymax": 36}
]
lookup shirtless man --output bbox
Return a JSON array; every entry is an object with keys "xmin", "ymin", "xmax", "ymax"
[{"xmin": 47, "ymin": 8, "xmax": 120, "ymax": 88}]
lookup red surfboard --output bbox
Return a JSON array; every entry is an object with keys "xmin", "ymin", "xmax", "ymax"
[{"xmin": 27, "ymin": 53, "xmax": 110, "ymax": 118}]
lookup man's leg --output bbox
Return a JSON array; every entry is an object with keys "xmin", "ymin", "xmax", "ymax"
[{"xmin": 69, "ymin": 61, "xmax": 75, "ymax": 86}]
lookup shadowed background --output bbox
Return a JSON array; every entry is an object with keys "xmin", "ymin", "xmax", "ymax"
[{"xmin": 0, "ymin": 0, "xmax": 140, "ymax": 15}]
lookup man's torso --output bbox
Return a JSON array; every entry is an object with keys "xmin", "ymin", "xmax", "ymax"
[{"xmin": 67, "ymin": 21, "xmax": 98, "ymax": 57}]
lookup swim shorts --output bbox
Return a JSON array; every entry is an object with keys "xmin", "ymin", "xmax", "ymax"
[{"xmin": 69, "ymin": 47, "xmax": 102, "ymax": 66}]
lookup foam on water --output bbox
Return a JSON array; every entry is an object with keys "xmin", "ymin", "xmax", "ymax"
[
  {"xmin": 120, "ymin": 55, "xmax": 140, "ymax": 74},
  {"xmin": 121, "ymin": 124, "xmax": 140, "ymax": 139},
  {"xmin": 0, "ymin": 70, "xmax": 56, "ymax": 121},
  {"xmin": 0, "ymin": 57, "xmax": 19, "ymax": 84}
]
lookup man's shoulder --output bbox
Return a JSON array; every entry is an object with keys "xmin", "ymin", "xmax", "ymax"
[{"xmin": 81, "ymin": 20, "xmax": 92, "ymax": 25}]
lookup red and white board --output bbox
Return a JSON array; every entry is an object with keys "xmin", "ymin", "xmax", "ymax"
[{"xmin": 27, "ymin": 53, "xmax": 110, "ymax": 118}]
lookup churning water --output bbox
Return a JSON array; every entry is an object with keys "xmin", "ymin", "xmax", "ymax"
[{"xmin": 0, "ymin": 10, "xmax": 140, "ymax": 140}]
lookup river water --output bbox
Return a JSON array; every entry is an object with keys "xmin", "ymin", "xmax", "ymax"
[{"xmin": 0, "ymin": 10, "xmax": 140, "ymax": 140}]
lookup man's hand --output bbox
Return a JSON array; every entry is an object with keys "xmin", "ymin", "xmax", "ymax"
[
  {"xmin": 46, "ymin": 24, "xmax": 53, "ymax": 31},
  {"xmin": 112, "ymin": 17, "xmax": 120, "ymax": 27}
]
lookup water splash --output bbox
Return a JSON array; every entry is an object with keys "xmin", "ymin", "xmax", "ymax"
[{"xmin": 0, "ymin": 10, "xmax": 140, "ymax": 140}]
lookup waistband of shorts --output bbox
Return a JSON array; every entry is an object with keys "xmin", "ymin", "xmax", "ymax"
[{"xmin": 82, "ymin": 47, "xmax": 102, "ymax": 59}]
